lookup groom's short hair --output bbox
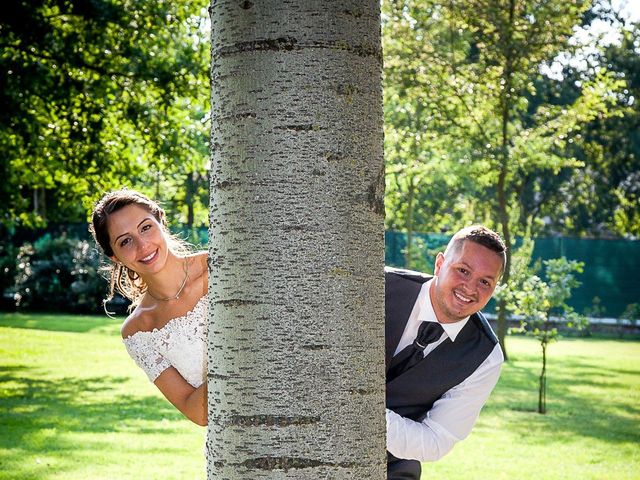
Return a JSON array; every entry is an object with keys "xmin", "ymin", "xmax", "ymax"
[{"xmin": 445, "ymin": 225, "xmax": 507, "ymax": 274}]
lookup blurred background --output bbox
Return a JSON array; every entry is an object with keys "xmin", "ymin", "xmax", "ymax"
[{"xmin": 0, "ymin": 0, "xmax": 638, "ymax": 326}]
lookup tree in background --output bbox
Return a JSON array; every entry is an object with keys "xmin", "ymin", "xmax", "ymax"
[
  {"xmin": 619, "ymin": 303, "xmax": 640, "ymax": 337},
  {"xmin": 13, "ymin": 233, "xmax": 103, "ymax": 313},
  {"xmin": 207, "ymin": 0, "xmax": 386, "ymax": 477},
  {"xmin": 383, "ymin": 1, "xmax": 477, "ymax": 266},
  {"xmin": 382, "ymin": 0, "xmax": 626, "ymax": 358},
  {"xmin": 0, "ymin": 0, "xmax": 209, "ymax": 230},
  {"xmin": 500, "ymin": 257, "xmax": 586, "ymax": 413},
  {"xmin": 529, "ymin": 6, "xmax": 640, "ymax": 238}
]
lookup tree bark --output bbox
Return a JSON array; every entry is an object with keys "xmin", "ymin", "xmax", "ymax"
[{"xmin": 207, "ymin": 1, "xmax": 385, "ymax": 478}]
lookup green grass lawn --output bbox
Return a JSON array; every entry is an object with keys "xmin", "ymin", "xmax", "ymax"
[
  {"xmin": 0, "ymin": 312, "xmax": 204, "ymax": 480},
  {"xmin": 1, "ymin": 312, "xmax": 639, "ymax": 480},
  {"xmin": 430, "ymin": 335, "xmax": 640, "ymax": 480}
]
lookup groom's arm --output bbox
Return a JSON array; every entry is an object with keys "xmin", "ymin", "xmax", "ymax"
[{"xmin": 386, "ymin": 343, "xmax": 503, "ymax": 462}]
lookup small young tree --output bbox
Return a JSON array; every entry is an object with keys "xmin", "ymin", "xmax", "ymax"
[
  {"xmin": 620, "ymin": 303, "xmax": 640, "ymax": 338},
  {"xmin": 502, "ymin": 257, "xmax": 586, "ymax": 414},
  {"xmin": 583, "ymin": 296, "xmax": 606, "ymax": 337}
]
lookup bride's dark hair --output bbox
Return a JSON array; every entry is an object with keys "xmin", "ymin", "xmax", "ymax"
[{"xmin": 89, "ymin": 188, "xmax": 190, "ymax": 309}]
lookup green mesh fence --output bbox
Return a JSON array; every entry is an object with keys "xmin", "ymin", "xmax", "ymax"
[{"xmin": 385, "ymin": 231, "xmax": 640, "ymax": 318}]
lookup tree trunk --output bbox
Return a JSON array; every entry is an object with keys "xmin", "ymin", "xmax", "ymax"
[
  {"xmin": 496, "ymin": 167, "xmax": 512, "ymax": 361},
  {"xmin": 495, "ymin": 0, "xmax": 516, "ymax": 361},
  {"xmin": 538, "ymin": 340, "xmax": 547, "ymax": 414},
  {"xmin": 496, "ymin": 128, "xmax": 512, "ymax": 361},
  {"xmin": 404, "ymin": 175, "xmax": 415, "ymax": 269},
  {"xmin": 33, "ymin": 187, "xmax": 46, "ymax": 220},
  {"xmin": 185, "ymin": 171, "xmax": 196, "ymax": 229},
  {"xmin": 207, "ymin": 2, "xmax": 385, "ymax": 478}
]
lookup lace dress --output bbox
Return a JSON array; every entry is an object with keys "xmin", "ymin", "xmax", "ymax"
[{"xmin": 122, "ymin": 296, "xmax": 208, "ymax": 388}]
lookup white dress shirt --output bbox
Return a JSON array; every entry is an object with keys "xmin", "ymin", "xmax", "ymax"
[{"xmin": 386, "ymin": 280, "xmax": 503, "ymax": 462}]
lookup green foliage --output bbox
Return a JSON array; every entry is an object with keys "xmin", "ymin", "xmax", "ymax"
[
  {"xmin": 0, "ymin": 0, "xmax": 210, "ymax": 229},
  {"xmin": 506, "ymin": 257, "xmax": 587, "ymax": 341},
  {"xmin": 382, "ymin": 0, "xmax": 624, "ymax": 238},
  {"xmin": 584, "ymin": 296, "xmax": 606, "ymax": 318},
  {"xmin": 402, "ymin": 235, "xmax": 444, "ymax": 273},
  {"xmin": 382, "ymin": 0, "xmax": 633, "ymax": 358},
  {"xmin": 382, "ymin": 1, "xmax": 479, "ymax": 235},
  {"xmin": 529, "ymin": 12, "xmax": 640, "ymax": 237},
  {"xmin": 621, "ymin": 303, "xmax": 640, "ymax": 328},
  {"xmin": 581, "ymin": 296, "xmax": 606, "ymax": 337},
  {"xmin": 622, "ymin": 303, "xmax": 640, "ymax": 321},
  {"xmin": 14, "ymin": 234, "xmax": 105, "ymax": 313}
]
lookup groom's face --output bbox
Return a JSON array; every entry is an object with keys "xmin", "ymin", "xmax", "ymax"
[{"xmin": 430, "ymin": 240, "xmax": 502, "ymax": 324}]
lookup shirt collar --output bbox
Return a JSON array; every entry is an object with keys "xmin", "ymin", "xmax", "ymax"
[{"xmin": 416, "ymin": 279, "xmax": 469, "ymax": 342}]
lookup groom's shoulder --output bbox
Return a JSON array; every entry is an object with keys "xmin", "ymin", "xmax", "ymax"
[
  {"xmin": 471, "ymin": 310, "xmax": 500, "ymax": 346},
  {"xmin": 384, "ymin": 266, "xmax": 433, "ymax": 285}
]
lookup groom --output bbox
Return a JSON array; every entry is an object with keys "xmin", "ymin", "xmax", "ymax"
[{"xmin": 385, "ymin": 225, "xmax": 506, "ymax": 479}]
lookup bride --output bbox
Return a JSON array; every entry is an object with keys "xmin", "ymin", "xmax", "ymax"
[{"xmin": 90, "ymin": 189, "xmax": 208, "ymax": 425}]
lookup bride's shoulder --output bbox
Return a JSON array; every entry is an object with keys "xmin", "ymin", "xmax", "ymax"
[
  {"xmin": 190, "ymin": 250, "xmax": 208, "ymax": 263},
  {"xmin": 188, "ymin": 251, "xmax": 208, "ymax": 278},
  {"xmin": 120, "ymin": 304, "xmax": 155, "ymax": 339}
]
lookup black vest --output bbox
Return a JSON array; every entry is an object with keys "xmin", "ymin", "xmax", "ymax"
[{"xmin": 385, "ymin": 268, "xmax": 499, "ymax": 479}]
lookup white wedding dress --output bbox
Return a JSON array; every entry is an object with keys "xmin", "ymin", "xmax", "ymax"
[{"xmin": 122, "ymin": 296, "xmax": 208, "ymax": 388}]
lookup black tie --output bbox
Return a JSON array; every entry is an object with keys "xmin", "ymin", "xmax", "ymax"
[{"xmin": 387, "ymin": 321, "xmax": 444, "ymax": 381}]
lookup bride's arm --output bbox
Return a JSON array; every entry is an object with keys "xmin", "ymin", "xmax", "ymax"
[{"xmin": 154, "ymin": 368, "xmax": 207, "ymax": 426}]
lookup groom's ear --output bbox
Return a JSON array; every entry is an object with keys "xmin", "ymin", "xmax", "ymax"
[{"xmin": 434, "ymin": 252, "xmax": 445, "ymax": 276}]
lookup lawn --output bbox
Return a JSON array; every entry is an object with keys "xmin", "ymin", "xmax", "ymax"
[
  {"xmin": 0, "ymin": 312, "xmax": 204, "ymax": 480},
  {"xmin": 430, "ymin": 335, "xmax": 640, "ymax": 480},
  {"xmin": 1, "ymin": 312, "xmax": 638, "ymax": 480}
]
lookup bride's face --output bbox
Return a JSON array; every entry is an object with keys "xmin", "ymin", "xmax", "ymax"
[{"xmin": 107, "ymin": 204, "xmax": 169, "ymax": 276}]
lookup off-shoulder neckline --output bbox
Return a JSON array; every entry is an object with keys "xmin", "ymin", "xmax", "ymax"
[{"xmin": 122, "ymin": 295, "xmax": 207, "ymax": 342}]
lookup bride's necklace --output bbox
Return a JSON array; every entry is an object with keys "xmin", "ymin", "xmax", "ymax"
[{"xmin": 147, "ymin": 259, "xmax": 189, "ymax": 302}]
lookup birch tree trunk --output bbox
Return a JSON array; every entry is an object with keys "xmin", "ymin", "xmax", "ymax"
[{"xmin": 207, "ymin": 1, "xmax": 385, "ymax": 479}]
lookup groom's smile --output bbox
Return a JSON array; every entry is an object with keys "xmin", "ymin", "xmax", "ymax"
[{"xmin": 430, "ymin": 240, "xmax": 502, "ymax": 323}]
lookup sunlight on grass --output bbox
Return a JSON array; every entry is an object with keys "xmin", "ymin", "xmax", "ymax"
[
  {"xmin": 0, "ymin": 313, "xmax": 204, "ymax": 480},
  {"xmin": 1, "ymin": 313, "xmax": 638, "ymax": 479},
  {"xmin": 428, "ymin": 336, "xmax": 640, "ymax": 480}
]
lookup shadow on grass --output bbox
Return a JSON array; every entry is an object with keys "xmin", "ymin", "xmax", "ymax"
[
  {"xmin": 0, "ymin": 312, "xmax": 122, "ymax": 334},
  {"xmin": 0, "ymin": 365, "xmax": 186, "ymax": 479},
  {"xmin": 490, "ymin": 349, "xmax": 640, "ymax": 446},
  {"xmin": 0, "ymin": 365, "xmax": 181, "ymax": 433}
]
